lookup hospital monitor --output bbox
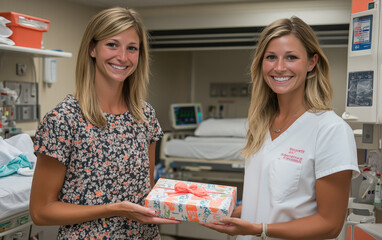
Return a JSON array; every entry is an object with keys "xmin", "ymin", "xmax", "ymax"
[{"xmin": 170, "ymin": 103, "xmax": 203, "ymax": 130}]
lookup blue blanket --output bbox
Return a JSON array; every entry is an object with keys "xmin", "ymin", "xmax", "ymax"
[{"xmin": 0, "ymin": 153, "xmax": 31, "ymax": 177}]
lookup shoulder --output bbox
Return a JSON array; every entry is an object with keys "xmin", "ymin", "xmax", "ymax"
[
  {"xmin": 42, "ymin": 95, "xmax": 83, "ymax": 124},
  {"xmin": 142, "ymin": 101, "xmax": 154, "ymax": 111},
  {"xmin": 142, "ymin": 101, "xmax": 157, "ymax": 117},
  {"xmin": 307, "ymin": 110, "xmax": 353, "ymax": 136},
  {"xmin": 307, "ymin": 110, "xmax": 348, "ymax": 126}
]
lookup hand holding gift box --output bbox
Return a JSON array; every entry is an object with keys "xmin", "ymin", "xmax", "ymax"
[{"xmin": 145, "ymin": 178, "xmax": 237, "ymax": 223}]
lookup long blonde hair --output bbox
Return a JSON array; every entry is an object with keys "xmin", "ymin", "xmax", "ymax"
[
  {"xmin": 242, "ymin": 16, "xmax": 332, "ymax": 158},
  {"xmin": 75, "ymin": 7, "xmax": 149, "ymax": 127}
]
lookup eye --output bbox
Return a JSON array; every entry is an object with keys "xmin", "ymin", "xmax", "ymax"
[
  {"xmin": 286, "ymin": 55, "xmax": 298, "ymax": 61},
  {"xmin": 106, "ymin": 42, "xmax": 117, "ymax": 48},
  {"xmin": 264, "ymin": 54, "xmax": 276, "ymax": 61},
  {"xmin": 127, "ymin": 46, "xmax": 139, "ymax": 53}
]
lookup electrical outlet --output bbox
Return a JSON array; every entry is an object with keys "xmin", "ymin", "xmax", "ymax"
[{"xmin": 16, "ymin": 63, "xmax": 27, "ymax": 76}]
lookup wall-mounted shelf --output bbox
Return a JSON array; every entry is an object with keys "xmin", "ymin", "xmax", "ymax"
[{"xmin": 0, "ymin": 45, "xmax": 72, "ymax": 58}]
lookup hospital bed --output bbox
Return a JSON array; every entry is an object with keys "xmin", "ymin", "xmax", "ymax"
[
  {"xmin": 0, "ymin": 134, "xmax": 59, "ymax": 240},
  {"xmin": 161, "ymin": 117, "xmax": 247, "ymax": 175},
  {"xmin": 0, "ymin": 134, "xmax": 35, "ymax": 240},
  {"xmin": 162, "ymin": 103, "xmax": 246, "ymax": 175},
  {"xmin": 0, "ymin": 174, "xmax": 33, "ymax": 240},
  {"xmin": 0, "ymin": 172, "xmax": 60, "ymax": 240},
  {"xmin": 161, "ymin": 132, "xmax": 245, "ymax": 173}
]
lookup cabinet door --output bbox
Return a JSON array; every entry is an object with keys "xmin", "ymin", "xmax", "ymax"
[{"xmin": 29, "ymin": 225, "xmax": 59, "ymax": 240}]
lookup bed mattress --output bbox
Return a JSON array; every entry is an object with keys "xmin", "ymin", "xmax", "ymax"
[
  {"xmin": 164, "ymin": 136, "xmax": 246, "ymax": 161},
  {"xmin": 0, "ymin": 174, "xmax": 33, "ymax": 219}
]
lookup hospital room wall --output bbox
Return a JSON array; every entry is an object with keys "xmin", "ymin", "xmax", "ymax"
[
  {"xmin": 0, "ymin": 0, "xmax": 350, "ymax": 134},
  {"xmin": 143, "ymin": 0, "xmax": 351, "ymax": 131},
  {"xmin": 148, "ymin": 51, "xmax": 192, "ymax": 130},
  {"xmin": 0, "ymin": 0, "xmax": 101, "ymax": 133},
  {"xmin": 149, "ymin": 47, "xmax": 348, "ymax": 131}
]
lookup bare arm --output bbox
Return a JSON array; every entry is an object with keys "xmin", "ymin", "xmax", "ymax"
[
  {"xmin": 29, "ymin": 153, "xmax": 179, "ymax": 226},
  {"xmin": 268, "ymin": 170, "xmax": 352, "ymax": 239},
  {"xmin": 202, "ymin": 170, "xmax": 352, "ymax": 239}
]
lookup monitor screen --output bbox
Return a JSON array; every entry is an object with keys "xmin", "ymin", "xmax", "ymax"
[{"xmin": 170, "ymin": 103, "xmax": 203, "ymax": 129}]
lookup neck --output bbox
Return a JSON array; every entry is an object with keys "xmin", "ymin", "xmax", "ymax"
[
  {"xmin": 95, "ymin": 79, "xmax": 127, "ymax": 114},
  {"xmin": 272, "ymin": 104, "xmax": 305, "ymax": 134},
  {"xmin": 277, "ymin": 103, "xmax": 304, "ymax": 118},
  {"xmin": 276, "ymin": 87, "xmax": 305, "ymax": 115},
  {"xmin": 276, "ymin": 93, "xmax": 304, "ymax": 116},
  {"xmin": 98, "ymin": 97, "xmax": 127, "ymax": 115}
]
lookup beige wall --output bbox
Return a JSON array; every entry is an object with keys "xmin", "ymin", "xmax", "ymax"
[
  {"xmin": 148, "ymin": 51, "xmax": 192, "ymax": 131},
  {"xmin": 323, "ymin": 47, "xmax": 348, "ymax": 115},
  {"xmin": 0, "ymin": 0, "xmax": 350, "ymax": 133},
  {"xmin": 149, "ymin": 47, "xmax": 348, "ymax": 131}
]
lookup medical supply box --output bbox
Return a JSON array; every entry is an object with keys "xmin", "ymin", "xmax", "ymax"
[
  {"xmin": 0, "ymin": 12, "xmax": 50, "ymax": 49},
  {"xmin": 145, "ymin": 178, "xmax": 237, "ymax": 223}
]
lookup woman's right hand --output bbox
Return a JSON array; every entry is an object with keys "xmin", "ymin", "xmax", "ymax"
[{"xmin": 116, "ymin": 201, "xmax": 181, "ymax": 224}]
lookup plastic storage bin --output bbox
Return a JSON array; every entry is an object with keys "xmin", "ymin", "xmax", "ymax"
[{"xmin": 0, "ymin": 11, "xmax": 49, "ymax": 49}]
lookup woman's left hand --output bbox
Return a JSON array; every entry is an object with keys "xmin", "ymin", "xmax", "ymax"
[{"xmin": 200, "ymin": 217, "xmax": 258, "ymax": 236}]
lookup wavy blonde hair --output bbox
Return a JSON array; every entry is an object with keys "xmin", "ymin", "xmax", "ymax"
[
  {"xmin": 75, "ymin": 7, "xmax": 149, "ymax": 127},
  {"xmin": 242, "ymin": 16, "xmax": 332, "ymax": 158}
]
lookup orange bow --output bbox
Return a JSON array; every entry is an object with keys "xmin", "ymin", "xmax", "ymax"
[{"xmin": 167, "ymin": 182, "xmax": 210, "ymax": 199}]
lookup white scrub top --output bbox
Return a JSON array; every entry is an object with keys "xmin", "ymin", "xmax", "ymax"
[{"xmin": 238, "ymin": 111, "xmax": 360, "ymax": 240}]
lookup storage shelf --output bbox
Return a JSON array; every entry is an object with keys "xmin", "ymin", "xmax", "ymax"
[{"xmin": 0, "ymin": 44, "xmax": 72, "ymax": 58}]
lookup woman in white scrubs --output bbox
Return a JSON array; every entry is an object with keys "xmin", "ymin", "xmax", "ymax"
[{"xmin": 202, "ymin": 16, "xmax": 360, "ymax": 240}]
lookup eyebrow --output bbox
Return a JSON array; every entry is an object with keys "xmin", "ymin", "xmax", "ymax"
[
  {"xmin": 107, "ymin": 38, "xmax": 139, "ymax": 45},
  {"xmin": 264, "ymin": 50, "xmax": 298, "ymax": 54}
]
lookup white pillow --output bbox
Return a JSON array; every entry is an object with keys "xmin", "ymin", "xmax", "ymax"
[{"xmin": 194, "ymin": 118, "xmax": 248, "ymax": 137}]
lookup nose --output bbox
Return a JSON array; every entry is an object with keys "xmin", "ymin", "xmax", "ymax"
[
  {"xmin": 274, "ymin": 58, "xmax": 286, "ymax": 71},
  {"xmin": 116, "ymin": 48, "xmax": 129, "ymax": 62}
]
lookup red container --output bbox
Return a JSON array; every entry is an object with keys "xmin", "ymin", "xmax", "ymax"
[{"xmin": 0, "ymin": 12, "xmax": 50, "ymax": 49}]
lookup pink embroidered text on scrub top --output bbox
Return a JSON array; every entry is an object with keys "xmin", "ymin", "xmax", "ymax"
[{"xmin": 281, "ymin": 147, "xmax": 305, "ymax": 163}]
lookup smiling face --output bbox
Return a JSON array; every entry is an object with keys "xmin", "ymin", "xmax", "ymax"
[
  {"xmin": 90, "ymin": 27, "xmax": 140, "ymax": 86},
  {"xmin": 262, "ymin": 34, "xmax": 317, "ymax": 99}
]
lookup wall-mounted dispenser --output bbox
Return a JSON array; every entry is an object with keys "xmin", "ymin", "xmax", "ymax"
[{"xmin": 43, "ymin": 57, "xmax": 57, "ymax": 87}]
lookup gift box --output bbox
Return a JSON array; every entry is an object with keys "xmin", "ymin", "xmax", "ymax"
[{"xmin": 145, "ymin": 178, "xmax": 237, "ymax": 223}]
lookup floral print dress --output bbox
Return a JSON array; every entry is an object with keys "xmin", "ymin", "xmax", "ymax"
[{"xmin": 34, "ymin": 94, "xmax": 163, "ymax": 239}]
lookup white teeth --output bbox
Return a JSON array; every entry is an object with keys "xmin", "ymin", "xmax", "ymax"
[
  {"xmin": 274, "ymin": 77, "xmax": 290, "ymax": 82},
  {"xmin": 111, "ymin": 64, "xmax": 127, "ymax": 70}
]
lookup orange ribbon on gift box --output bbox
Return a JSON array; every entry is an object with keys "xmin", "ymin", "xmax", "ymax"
[{"xmin": 167, "ymin": 182, "xmax": 210, "ymax": 199}]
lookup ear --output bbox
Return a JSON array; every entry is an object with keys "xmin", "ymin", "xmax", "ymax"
[
  {"xmin": 307, "ymin": 53, "xmax": 318, "ymax": 72},
  {"xmin": 89, "ymin": 43, "xmax": 96, "ymax": 58}
]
